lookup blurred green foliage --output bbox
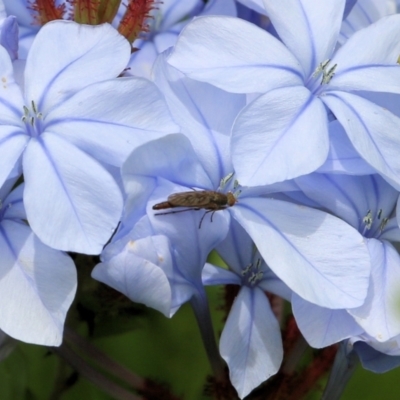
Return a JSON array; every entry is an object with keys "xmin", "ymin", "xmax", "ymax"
[{"xmin": 1, "ymin": 278, "xmax": 400, "ymax": 399}]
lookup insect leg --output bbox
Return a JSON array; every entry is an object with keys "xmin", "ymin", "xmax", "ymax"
[
  {"xmin": 199, "ymin": 211, "xmax": 208, "ymax": 229},
  {"xmin": 154, "ymin": 208, "xmax": 200, "ymax": 216}
]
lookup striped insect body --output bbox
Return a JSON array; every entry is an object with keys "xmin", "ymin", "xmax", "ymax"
[{"xmin": 152, "ymin": 189, "xmax": 237, "ymax": 228}]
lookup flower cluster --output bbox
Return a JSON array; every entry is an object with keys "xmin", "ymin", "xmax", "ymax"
[{"xmin": 2, "ymin": 0, "xmax": 400, "ymax": 398}]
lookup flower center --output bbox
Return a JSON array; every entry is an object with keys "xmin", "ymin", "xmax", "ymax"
[
  {"xmin": 308, "ymin": 59, "xmax": 338, "ymax": 95},
  {"xmin": 241, "ymin": 258, "xmax": 264, "ymax": 287},
  {"xmin": 361, "ymin": 208, "xmax": 389, "ymax": 238},
  {"xmin": 21, "ymin": 101, "xmax": 44, "ymax": 138}
]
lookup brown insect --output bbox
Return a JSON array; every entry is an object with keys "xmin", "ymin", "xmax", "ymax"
[{"xmin": 152, "ymin": 190, "xmax": 237, "ymax": 228}]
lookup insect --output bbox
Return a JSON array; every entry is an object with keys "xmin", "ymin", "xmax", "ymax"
[{"xmin": 152, "ymin": 190, "xmax": 237, "ymax": 228}]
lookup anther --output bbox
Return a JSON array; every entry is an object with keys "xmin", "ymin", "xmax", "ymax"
[
  {"xmin": 363, "ymin": 210, "xmax": 373, "ymax": 230},
  {"xmin": 380, "ymin": 217, "xmax": 389, "ymax": 232}
]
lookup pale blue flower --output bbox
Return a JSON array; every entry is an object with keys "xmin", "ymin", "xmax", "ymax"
[
  {"xmin": 0, "ymin": 20, "xmax": 177, "ymax": 254},
  {"xmin": 169, "ymin": 0, "xmax": 400, "ymax": 188},
  {"xmin": 202, "ymin": 219, "xmax": 289, "ymax": 398},
  {"xmin": 123, "ymin": 0, "xmax": 237, "ymax": 79},
  {"xmin": 294, "ymin": 173, "xmax": 400, "ymax": 345},
  {"xmin": 0, "ymin": 180, "xmax": 76, "ymax": 345},
  {"xmin": 339, "ymin": 0, "xmax": 396, "ymax": 44},
  {"xmin": 96, "ymin": 52, "xmax": 369, "ymax": 320}
]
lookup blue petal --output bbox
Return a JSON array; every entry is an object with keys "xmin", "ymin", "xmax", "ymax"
[
  {"xmin": 236, "ymin": 0, "xmax": 267, "ymax": 16},
  {"xmin": 203, "ymin": 0, "xmax": 237, "ymax": 16},
  {"xmin": 147, "ymin": 180, "xmax": 231, "ymax": 282},
  {"xmin": 46, "ymin": 77, "xmax": 179, "ymax": 167},
  {"xmin": 262, "ymin": 0, "xmax": 345, "ymax": 77},
  {"xmin": 122, "ymin": 134, "xmax": 213, "ymax": 191},
  {"xmin": 153, "ymin": 51, "xmax": 244, "ymax": 186},
  {"xmin": 323, "ymin": 91, "xmax": 400, "ymax": 188},
  {"xmin": 339, "ymin": 0, "xmax": 392, "ymax": 44},
  {"xmin": 0, "ymin": 16, "xmax": 18, "ymax": 61},
  {"xmin": 202, "ymin": 263, "xmax": 241, "ymax": 286},
  {"xmin": 23, "ymin": 135, "xmax": 123, "ymax": 254},
  {"xmin": 354, "ymin": 341, "xmax": 400, "ymax": 373},
  {"xmin": 3, "ymin": 1, "xmax": 35, "ymax": 27},
  {"xmin": 349, "ymin": 239, "xmax": 400, "ymax": 341},
  {"xmin": 168, "ymin": 16, "xmax": 303, "ymax": 93},
  {"xmin": 380, "ymin": 218, "xmax": 400, "ymax": 242},
  {"xmin": 215, "ymin": 218, "xmax": 254, "ymax": 276},
  {"xmin": 332, "ymin": 14, "xmax": 400, "ymax": 93},
  {"xmin": 296, "ymin": 174, "xmax": 398, "ymax": 232},
  {"xmin": 24, "ymin": 21, "xmax": 130, "ymax": 111},
  {"xmin": 2, "ymin": 183, "xmax": 25, "ymax": 220},
  {"xmin": 317, "ymin": 121, "xmax": 376, "ymax": 175},
  {"xmin": 232, "ymin": 86, "xmax": 329, "ymax": 185},
  {"xmin": 121, "ymin": 134, "xmax": 214, "ymax": 241},
  {"xmin": 292, "ymin": 293, "xmax": 363, "ymax": 348},
  {"xmin": 0, "ymin": 220, "xmax": 76, "ymax": 345},
  {"xmin": 159, "ymin": 0, "xmax": 201, "ymax": 30},
  {"xmin": 93, "ymin": 235, "xmax": 176, "ymax": 317},
  {"xmin": 232, "ymin": 197, "xmax": 370, "ymax": 308},
  {"xmin": 0, "ymin": 126, "xmax": 28, "ymax": 188},
  {"xmin": 220, "ymin": 286, "xmax": 282, "ymax": 399}
]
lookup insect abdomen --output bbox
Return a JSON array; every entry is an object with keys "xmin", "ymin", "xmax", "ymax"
[{"xmin": 152, "ymin": 201, "xmax": 174, "ymax": 210}]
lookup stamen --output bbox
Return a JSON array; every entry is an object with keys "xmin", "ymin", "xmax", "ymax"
[
  {"xmin": 321, "ymin": 64, "xmax": 337, "ymax": 84},
  {"xmin": 380, "ymin": 217, "xmax": 389, "ymax": 232},
  {"xmin": 242, "ymin": 258, "xmax": 264, "ymax": 286},
  {"xmin": 248, "ymin": 270, "xmax": 263, "ymax": 285},
  {"xmin": 363, "ymin": 210, "xmax": 373, "ymax": 230},
  {"xmin": 241, "ymin": 263, "xmax": 252, "ymax": 276},
  {"xmin": 219, "ymin": 172, "xmax": 234, "ymax": 189},
  {"xmin": 313, "ymin": 59, "xmax": 337, "ymax": 85},
  {"xmin": 312, "ymin": 59, "xmax": 330, "ymax": 78}
]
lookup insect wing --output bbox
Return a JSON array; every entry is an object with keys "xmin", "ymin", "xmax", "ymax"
[{"xmin": 167, "ymin": 191, "xmax": 215, "ymax": 208}]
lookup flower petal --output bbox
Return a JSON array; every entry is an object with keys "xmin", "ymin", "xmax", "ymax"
[
  {"xmin": 332, "ymin": 14, "xmax": 400, "ymax": 93},
  {"xmin": 46, "ymin": 77, "xmax": 178, "ymax": 167},
  {"xmin": 2, "ymin": 183, "xmax": 25, "ymax": 220},
  {"xmin": 220, "ymin": 286, "xmax": 282, "ymax": 399},
  {"xmin": 0, "ymin": 220, "xmax": 76, "ymax": 345},
  {"xmin": 154, "ymin": 52, "xmax": 244, "ymax": 186},
  {"xmin": 23, "ymin": 134, "xmax": 123, "ymax": 254},
  {"xmin": 232, "ymin": 197, "xmax": 370, "ymax": 308},
  {"xmin": 339, "ymin": 0, "xmax": 393, "ymax": 44},
  {"xmin": 349, "ymin": 239, "xmax": 400, "ymax": 342},
  {"xmin": 24, "ymin": 21, "xmax": 130, "ymax": 110},
  {"xmin": 292, "ymin": 293, "xmax": 363, "ymax": 348},
  {"xmin": 262, "ymin": 0, "xmax": 345, "ymax": 77},
  {"xmin": 232, "ymin": 86, "xmax": 329, "ymax": 185},
  {"xmin": 317, "ymin": 121, "xmax": 376, "ymax": 175},
  {"xmin": 323, "ymin": 91, "xmax": 400, "ymax": 188},
  {"xmin": 296, "ymin": 174, "xmax": 397, "ymax": 231},
  {"xmin": 354, "ymin": 340, "xmax": 400, "ymax": 373},
  {"xmin": 93, "ymin": 235, "xmax": 174, "ymax": 317},
  {"xmin": 0, "ymin": 126, "xmax": 28, "ymax": 187},
  {"xmin": 168, "ymin": 16, "xmax": 303, "ymax": 93},
  {"xmin": 202, "ymin": 263, "xmax": 241, "ymax": 286}
]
